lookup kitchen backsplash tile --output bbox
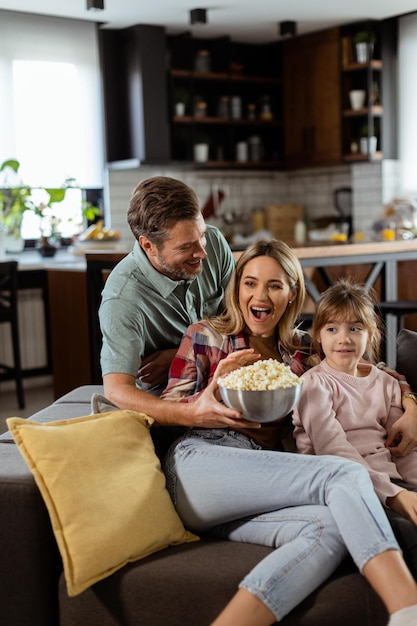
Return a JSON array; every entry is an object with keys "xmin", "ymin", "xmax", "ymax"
[{"xmin": 105, "ymin": 161, "xmax": 400, "ymax": 245}]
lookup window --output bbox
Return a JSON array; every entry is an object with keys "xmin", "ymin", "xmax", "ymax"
[
  {"xmin": 0, "ymin": 11, "xmax": 104, "ymax": 239},
  {"xmin": 399, "ymin": 14, "xmax": 417, "ymax": 196}
]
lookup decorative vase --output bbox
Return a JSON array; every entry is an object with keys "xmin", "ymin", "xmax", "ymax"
[
  {"xmin": 36, "ymin": 236, "xmax": 58, "ymax": 258},
  {"xmin": 175, "ymin": 102, "xmax": 186, "ymax": 116},
  {"xmin": 349, "ymin": 90, "xmax": 366, "ymax": 111}
]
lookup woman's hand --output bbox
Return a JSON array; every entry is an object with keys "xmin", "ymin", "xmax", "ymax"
[
  {"xmin": 386, "ymin": 398, "xmax": 417, "ymax": 457},
  {"xmin": 213, "ymin": 349, "xmax": 261, "ymax": 382},
  {"xmin": 387, "ymin": 490, "xmax": 417, "ymax": 525}
]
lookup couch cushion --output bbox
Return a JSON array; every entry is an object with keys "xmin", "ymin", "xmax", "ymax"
[
  {"xmin": 59, "ymin": 541, "xmax": 386, "ymax": 626},
  {"xmin": 397, "ymin": 328, "xmax": 417, "ymax": 392},
  {"xmin": 7, "ymin": 410, "xmax": 198, "ymax": 597}
]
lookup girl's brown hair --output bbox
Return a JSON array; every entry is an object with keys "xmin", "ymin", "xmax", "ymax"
[
  {"xmin": 208, "ymin": 238, "xmax": 305, "ymax": 348},
  {"xmin": 311, "ymin": 278, "xmax": 382, "ymax": 362}
]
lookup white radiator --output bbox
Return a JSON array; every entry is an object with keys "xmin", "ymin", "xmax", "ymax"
[{"xmin": 0, "ymin": 288, "xmax": 48, "ymax": 369}]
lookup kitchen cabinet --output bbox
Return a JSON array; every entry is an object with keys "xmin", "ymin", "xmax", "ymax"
[
  {"xmin": 47, "ymin": 269, "xmax": 91, "ymax": 398},
  {"xmin": 340, "ymin": 19, "xmax": 397, "ymax": 162},
  {"xmin": 282, "ymin": 28, "xmax": 341, "ymax": 168},
  {"xmin": 168, "ymin": 36, "xmax": 283, "ymax": 168}
]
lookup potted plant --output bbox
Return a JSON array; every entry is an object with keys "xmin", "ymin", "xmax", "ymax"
[
  {"xmin": 0, "ymin": 159, "xmax": 100, "ymax": 255},
  {"xmin": 0, "ymin": 159, "xmax": 33, "ymax": 252},
  {"xmin": 359, "ymin": 124, "xmax": 377, "ymax": 155},
  {"xmin": 173, "ymin": 87, "xmax": 189, "ymax": 116},
  {"xmin": 353, "ymin": 30, "xmax": 377, "ymax": 64}
]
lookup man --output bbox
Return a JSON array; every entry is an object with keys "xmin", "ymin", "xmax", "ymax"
[{"xmin": 99, "ymin": 175, "xmax": 258, "ymax": 429}]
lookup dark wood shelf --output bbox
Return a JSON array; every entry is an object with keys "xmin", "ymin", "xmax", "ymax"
[
  {"xmin": 169, "ymin": 68, "xmax": 280, "ymax": 85},
  {"xmin": 173, "ymin": 116, "xmax": 283, "ymax": 126},
  {"xmin": 192, "ymin": 159, "xmax": 285, "ymax": 169},
  {"xmin": 342, "ymin": 59, "xmax": 383, "ymax": 71},
  {"xmin": 343, "ymin": 105, "xmax": 383, "ymax": 117},
  {"xmin": 343, "ymin": 150, "xmax": 383, "ymax": 162}
]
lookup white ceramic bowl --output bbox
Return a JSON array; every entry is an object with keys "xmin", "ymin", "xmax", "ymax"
[{"xmin": 218, "ymin": 383, "xmax": 303, "ymax": 423}]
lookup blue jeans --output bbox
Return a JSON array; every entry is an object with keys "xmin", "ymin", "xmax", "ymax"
[{"xmin": 164, "ymin": 428, "xmax": 399, "ymax": 621}]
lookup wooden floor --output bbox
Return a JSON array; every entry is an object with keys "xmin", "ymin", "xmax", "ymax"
[{"xmin": 0, "ymin": 382, "xmax": 54, "ymax": 434}]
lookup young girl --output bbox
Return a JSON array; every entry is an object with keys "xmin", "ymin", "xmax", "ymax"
[{"xmin": 292, "ymin": 278, "xmax": 417, "ymax": 575}]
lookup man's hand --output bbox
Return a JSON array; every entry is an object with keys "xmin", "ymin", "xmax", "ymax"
[
  {"xmin": 386, "ymin": 398, "xmax": 417, "ymax": 457},
  {"xmin": 137, "ymin": 349, "xmax": 177, "ymax": 387},
  {"xmin": 192, "ymin": 376, "xmax": 262, "ymax": 430},
  {"xmin": 387, "ymin": 490, "xmax": 417, "ymax": 525}
]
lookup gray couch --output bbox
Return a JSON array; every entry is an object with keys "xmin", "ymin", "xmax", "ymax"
[{"xmin": 1, "ymin": 328, "xmax": 415, "ymax": 626}]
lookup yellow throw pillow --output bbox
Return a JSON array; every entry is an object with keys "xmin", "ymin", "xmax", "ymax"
[{"xmin": 7, "ymin": 410, "xmax": 198, "ymax": 597}]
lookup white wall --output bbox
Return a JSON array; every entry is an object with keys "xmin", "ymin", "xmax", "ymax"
[{"xmin": 398, "ymin": 13, "xmax": 417, "ymax": 196}]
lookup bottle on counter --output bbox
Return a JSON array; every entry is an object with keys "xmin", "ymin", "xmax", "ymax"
[
  {"xmin": 294, "ymin": 219, "xmax": 307, "ymax": 244},
  {"xmin": 252, "ymin": 209, "xmax": 265, "ymax": 232}
]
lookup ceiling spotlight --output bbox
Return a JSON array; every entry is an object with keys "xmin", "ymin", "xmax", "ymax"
[
  {"xmin": 87, "ymin": 0, "xmax": 104, "ymax": 10},
  {"xmin": 279, "ymin": 21, "xmax": 297, "ymax": 38},
  {"xmin": 190, "ymin": 8, "xmax": 207, "ymax": 25}
]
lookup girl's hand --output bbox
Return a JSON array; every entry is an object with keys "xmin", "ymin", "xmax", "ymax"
[{"xmin": 387, "ymin": 490, "xmax": 417, "ymax": 525}]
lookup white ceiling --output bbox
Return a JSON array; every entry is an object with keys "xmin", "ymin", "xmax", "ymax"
[{"xmin": 0, "ymin": 0, "xmax": 416, "ymax": 43}]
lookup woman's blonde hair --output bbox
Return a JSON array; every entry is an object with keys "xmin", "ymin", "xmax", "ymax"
[
  {"xmin": 208, "ymin": 239, "xmax": 305, "ymax": 348},
  {"xmin": 311, "ymin": 278, "xmax": 382, "ymax": 362}
]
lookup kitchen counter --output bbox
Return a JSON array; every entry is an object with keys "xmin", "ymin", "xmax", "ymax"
[{"xmin": 6, "ymin": 245, "xmax": 132, "ymax": 272}]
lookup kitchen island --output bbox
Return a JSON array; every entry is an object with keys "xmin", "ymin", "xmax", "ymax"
[{"xmin": 7, "ymin": 238, "xmax": 417, "ymax": 398}]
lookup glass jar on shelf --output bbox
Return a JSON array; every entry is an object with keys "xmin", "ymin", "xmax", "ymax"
[
  {"xmin": 248, "ymin": 135, "xmax": 263, "ymax": 161},
  {"xmin": 217, "ymin": 96, "xmax": 229, "ymax": 119},
  {"xmin": 194, "ymin": 50, "xmax": 211, "ymax": 73},
  {"xmin": 231, "ymin": 96, "xmax": 242, "ymax": 119},
  {"xmin": 259, "ymin": 95, "xmax": 273, "ymax": 121},
  {"xmin": 247, "ymin": 103, "xmax": 256, "ymax": 120},
  {"xmin": 194, "ymin": 99, "xmax": 207, "ymax": 118}
]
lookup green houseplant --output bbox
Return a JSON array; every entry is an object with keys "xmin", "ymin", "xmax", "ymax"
[
  {"xmin": 0, "ymin": 158, "xmax": 99, "ymax": 254},
  {"xmin": 0, "ymin": 159, "xmax": 33, "ymax": 245}
]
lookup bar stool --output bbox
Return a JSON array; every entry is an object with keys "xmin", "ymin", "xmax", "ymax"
[
  {"xmin": 85, "ymin": 251, "xmax": 128, "ymax": 384},
  {"xmin": 0, "ymin": 261, "xmax": 25, "ymax": 408},
  {"xmin": 376, "ymin": 301, "xmax": 417, "ymax": 331}
]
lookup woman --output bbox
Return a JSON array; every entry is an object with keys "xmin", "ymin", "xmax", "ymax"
[{"xmin": 162, "ymin": 239, "xmax": 417, "ymax": 626}]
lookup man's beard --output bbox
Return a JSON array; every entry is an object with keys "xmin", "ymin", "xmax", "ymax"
[{"xmin": 156, "ymin": 253, "xmax": 202, "ymax": 281}]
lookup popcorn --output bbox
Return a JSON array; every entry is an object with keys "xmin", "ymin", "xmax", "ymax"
[{"xmin": 218, "ymin": 359, "xmax": 302, "ymax": 391}]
